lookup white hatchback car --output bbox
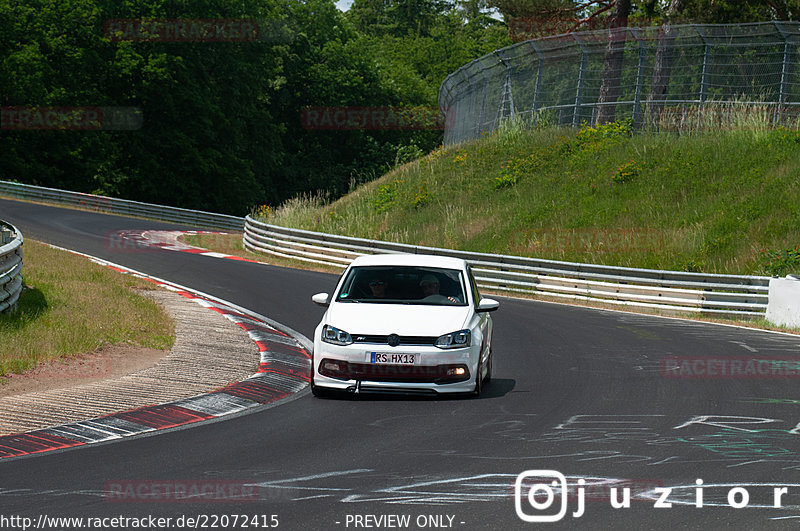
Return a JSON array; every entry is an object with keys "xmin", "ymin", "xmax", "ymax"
[{"xmin": 311, "ymin": 254, "xmax": 499, "ymax": 397}]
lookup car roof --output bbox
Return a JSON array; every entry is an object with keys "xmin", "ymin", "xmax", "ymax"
[{"xmin": 349, "ymin": 253, "xmax": 467, "ymax": 270}]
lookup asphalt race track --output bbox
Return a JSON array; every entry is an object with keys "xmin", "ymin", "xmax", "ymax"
[{"xmin": 3, "ymin": 196, "xmax": 800, "ymax": 530}]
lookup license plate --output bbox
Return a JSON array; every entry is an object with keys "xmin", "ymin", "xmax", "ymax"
[{"xmin": 368, "ymin": 352, "xmax": 418, "ymax": 365}]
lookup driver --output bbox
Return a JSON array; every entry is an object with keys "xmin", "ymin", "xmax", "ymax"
[{"xmin": 419, "ymin": 274, "xmax": 458, "ymax": 303}]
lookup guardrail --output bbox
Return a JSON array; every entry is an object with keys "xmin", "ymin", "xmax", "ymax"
[
  {"xmin": 244, "ymin": 215, "xmax": 770, "ymax": 319},
  {"xmin": 0, "ymin": 181, "xmax": 244, "ymax": 231},
  {"xmin": 0, "ymin": 180, "xmax": 771, "ymax": 319},
  {"xmin": 0, "ymin": 220, "xmax": 23, "ymax": 313}
]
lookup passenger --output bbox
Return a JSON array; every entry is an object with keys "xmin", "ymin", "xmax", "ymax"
[{"xmin": 368, "ymin": 276, "xmax": 389, "ymax": 299}]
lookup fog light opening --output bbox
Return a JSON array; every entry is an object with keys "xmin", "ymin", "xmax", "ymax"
[{"xmin": 321, "ymin": 359, "xmax": 346, "ymax": 375}]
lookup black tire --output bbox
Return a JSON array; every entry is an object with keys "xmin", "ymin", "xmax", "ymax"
[
  {"xmin": 311, "ymin": 380, "xmax": 330, "ymax": 398},
  {"xmin": 310, "ymin": 352, "xmax": 328, "ymax": 398},
  {"xmin": 472, "ymin": 360, "xmax": 484, "ymax": 397}
]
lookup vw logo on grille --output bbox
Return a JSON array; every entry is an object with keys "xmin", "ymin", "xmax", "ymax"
[{"xmin": 387, "ymin": 334, "xmax": 401, "ymax": 347}]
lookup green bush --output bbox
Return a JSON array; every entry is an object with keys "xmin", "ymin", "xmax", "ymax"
[
  {"xmin": 611, "ymin": 159, "xmax": 641, "ymax": 184},
  {"xmin": 761, "ymin": 245, "xmax": 800, "ymax": 276},
  {"xmin": 373, "ymin": 180, "xmax": 401, "ymax": 212}
]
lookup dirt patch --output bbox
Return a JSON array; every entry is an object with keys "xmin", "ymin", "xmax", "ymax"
[{"xmin": 0, "ymin": 344, "xmax": 168, "ymax": 398}]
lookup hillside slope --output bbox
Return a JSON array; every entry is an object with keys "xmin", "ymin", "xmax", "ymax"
[{"xmin": 260, "ymin": 120, "xmax": 800, "ymax": 276}]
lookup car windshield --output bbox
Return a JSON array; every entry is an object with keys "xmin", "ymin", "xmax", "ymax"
[{"xmin": 335, "ymin": 265, "xmax": 467, "ymax": 306}]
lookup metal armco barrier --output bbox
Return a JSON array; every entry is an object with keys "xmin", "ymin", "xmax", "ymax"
[
  {"xmin": 244, "ymin": 215, "xmax": 770, "ymax": 319},
  {"xmin": 0, "ymin": 220, "xmax": 23, "ymax": 313},
  {"xmin": 0, "ymin": 181, "xmax": 244, "ymax": 231}
]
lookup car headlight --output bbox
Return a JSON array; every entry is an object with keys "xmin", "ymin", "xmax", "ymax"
[
  {"xmin": 435, "ymin": 329, "xmax": 471, "ymax": 349},
  {"xmin": 321, "ymin": 325, "xmax": 353, "ymax": 346}
]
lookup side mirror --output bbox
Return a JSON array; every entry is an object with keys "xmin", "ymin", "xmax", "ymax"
[
  {"xmin": 476, "ymin": 298, "xmax": 499, "ymax": 313},
  {"xmin": 312, "ymin": 293, "xmax": 330, "ymax": 307}
]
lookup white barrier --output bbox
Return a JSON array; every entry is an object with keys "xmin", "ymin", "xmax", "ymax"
[{"xmin": 766, "ymin": 275, "xmax": 800, "ymax": 328}]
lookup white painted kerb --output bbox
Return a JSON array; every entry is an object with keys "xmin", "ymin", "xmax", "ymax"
[{"xmin": 766, "ymin": 275, "xmax": 800, "ymax": 328}]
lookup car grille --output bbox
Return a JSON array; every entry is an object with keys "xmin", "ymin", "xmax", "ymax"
[{"xmin": 352, "ymin": 335, "xmax": 437, "ymax": 346}]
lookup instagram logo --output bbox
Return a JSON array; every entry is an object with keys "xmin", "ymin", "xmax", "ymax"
[{"xmin": 515, "ymin": 470, "xmax": 577, "ymax": 522}]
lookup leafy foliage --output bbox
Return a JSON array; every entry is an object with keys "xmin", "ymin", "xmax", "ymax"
[
  {"xmin": 611, "ymin": 159, "xmax": 640, "ymax": 184},
  {"xmin": 0, "ymin": 0, "xmax": 508, "ymax": 215},
  {"xmin": 373, "ymin": 179, "xmax": 401, "ymax": 212},
  {"xmin": 761, "ymin": 246, "xmax": 800, "ymax": 276}
]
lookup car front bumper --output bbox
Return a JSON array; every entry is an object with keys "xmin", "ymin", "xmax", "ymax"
[{"xmin": 312, "ymin": 342, "xmax": 479, "ymax": 395}]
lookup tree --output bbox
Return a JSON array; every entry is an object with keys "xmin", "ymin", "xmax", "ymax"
[
  {"xmin": 349, "ymin": 0, "xmax": 454, "ymax": 36},
  {"xmin": 645, "ymin": 0, "xmax": 687, "ymax": 125},
  {"xmin": 456, "ymin": 0, "xmax": 499, "ymax": 26},
  {"xmin": 490, "ymin": 0, "xmax": 616, "ymax": 40},
  {"xmin": 595, "ymin": 0, "xmax": 631, "ymax": 124}
]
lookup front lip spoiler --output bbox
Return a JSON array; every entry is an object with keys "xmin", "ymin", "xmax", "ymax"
[{"xmin": 345, "ymin": 383, "xmax": 439, "ymax": 397}]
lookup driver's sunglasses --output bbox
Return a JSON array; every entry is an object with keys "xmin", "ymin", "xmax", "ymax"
[{"xmin": 369, "ymin": 280, "xmax": 385, "ymax": 287}]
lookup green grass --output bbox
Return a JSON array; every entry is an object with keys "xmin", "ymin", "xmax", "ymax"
[
  {"xmin": 255, "ymin": 114, "xmax": 800, "ymax": 276},
  {"xmin": 0, "ymin": 241, "xmax": 175, "ymax": 377}
]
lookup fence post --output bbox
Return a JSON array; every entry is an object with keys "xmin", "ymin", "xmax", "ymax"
[
  {"xmin": 774, "ymin": 21, "xmax": 792, "ymax": 124},
  {"xmin": 529, "ymin": 41, "xmax": 545, "ymax": 127},
  {"xmin": 631, "ymin": 28, "xmax": 647, "ymax": 129},
  {"xmin": 494, "ymin": 52, "xmax": 515, "ymax": 128},
  {"xmin": 697, "ymin": 26, "xmax": 710, "ymax": 105},
  {"xmin": 573, "ymin": 34, "xmax": 588, "ymax": 127},
  {"xmin": 476, "ymin": 68, "xmax": 490, "ymax": 138}
]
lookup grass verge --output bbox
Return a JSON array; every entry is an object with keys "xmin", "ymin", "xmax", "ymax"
[{"xmin": 0, "ymin": 240, "xmax": 175, "ymax": 377}]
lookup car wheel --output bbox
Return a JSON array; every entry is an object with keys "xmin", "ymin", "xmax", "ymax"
[
  {"xmin": 311, "ymin": 380, "xmax": 330, "ymax": 398},
  {"xmin": 310, "ymin": 353, "xmax": 327, "ymax": 398},
  {"xmin": 472, "ymin": 360, "xmax": 484, "ymax": 397}
]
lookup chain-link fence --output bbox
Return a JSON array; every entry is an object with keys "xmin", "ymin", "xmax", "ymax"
[{"xmin": 439, "ymin": 21, "xmax": 800, "ymax": 145}]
